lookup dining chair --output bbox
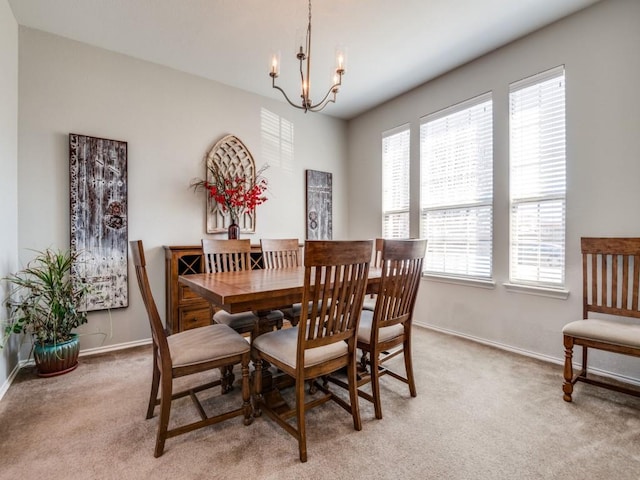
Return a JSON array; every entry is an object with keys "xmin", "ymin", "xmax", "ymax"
[
  {"xmin": 260, "ymin": 238, "xmax": 304, "ymax": 326},
  {"xmin": 562, "ymin": 237, "xmax": 640, "ymax": 402},
  {"xmin": 202, "ymin": 238, "xmax": 284, "ymax": 337},
  {"xmin": 129, "ymin": 240, "xmax": 253, "ymax": 457},
  {"xmin": 330, "ymin": 238, "xmax": 426, "ymax": 419},
  {"xmin": 252, "ymin": 239, "xmax": 373, "ymax": 462},
  {"xmin": 362, "ymin": 238, "xmax": 384, "ymax": 311}
]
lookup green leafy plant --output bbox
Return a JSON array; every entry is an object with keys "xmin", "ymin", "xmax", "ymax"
[{"xmin": 2, "ymin": 248, "xmax": 91, "ymax": 347}]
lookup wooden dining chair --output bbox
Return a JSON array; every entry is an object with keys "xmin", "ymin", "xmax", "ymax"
[
  {"xmin": 252, "ymin": 239, "xmax": 373, "ymax": 462},
  {"xmin": 362, "ymin": 238, "xmax": 384, "ymax": 311},
  {"xmin": 129, "ymin": 240, "xmax": 253, "ymax": 457},
  {"xmin": 202, "ymin": 239, "xmax": 283, "ymax": 337},
  {"xmin": 562, "ymin": 237, "xmax": 640, "ymax": 402},
  {"xmin": 330, "ymin": 239, "xmax": 426, "ymax": 419},
  {"xmin": 260, "ymin": 238, "xmax": 304, "ymax": 326}
]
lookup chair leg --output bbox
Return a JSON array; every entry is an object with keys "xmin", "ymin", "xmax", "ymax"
[
  {"xmin": 154, "ymin": 373, "xmax": 173, "ymax": 457},
  {"xmin": 563, "ymin": 335, "xmax": 574, "ymax": 402},
  {"xmin": 221, "ymin": 365, "xmax": 235, "ymax": 393},
  {"xmin": 241, "ymin": 358, "xmax": 253, "ymax": 425},
  {"xmin": 348, "ymin": 357, "xmax": 363, "ymax": 430},
  {"xmin": 404, "ymin": 335, "xmax": 417, "ymax": 398},
  {"xmin": 581, "ymin": 346, "xmax": 588, "ymax": 377},
  {"xmin": 296, "ymin": 378, "xmax": 308, "ymax": 463},
  {"xmin": 370, "ymin": 351, "xmax": 383, "ymax": 420},
  {"xmin": 253, "ymin": 358, "xmax": 263, "ymax": 418},
  {"xmin": 146, "ymin": 347, "xmax": 160, "ymax": 419}
]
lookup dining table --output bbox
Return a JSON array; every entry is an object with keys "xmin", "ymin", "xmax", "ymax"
[
  {"xmin": 179, "ymin": 265, "xmax": 381, "ymax": 336},
  {"xmin": 178, "ymin": 265, "xmax": 382, "ymax": 409}
]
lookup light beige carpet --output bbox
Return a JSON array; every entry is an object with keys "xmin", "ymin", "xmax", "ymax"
[{"xmin": 1, "ymin": 327, "xmax": 639, "ymax": 480}]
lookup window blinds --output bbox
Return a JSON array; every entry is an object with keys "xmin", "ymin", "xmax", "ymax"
[
  {"xmin": 420, "ymin": 93, "xmax": 493, "ymax": 278},
  {"xmin": 382, "ymin": 127, "xmax": 410, "ymax": 238},
  {"xmin": 509, "ymin": 66, "xmax": 566, "ymax": 286}
]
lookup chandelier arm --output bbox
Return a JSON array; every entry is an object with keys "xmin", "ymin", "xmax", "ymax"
[
  {"xmin": 308, "ymin": 97, "xmax": 334, "ymax": 113},
  {"xmin": 308, "ymin": 83, "xmax": 340, "ymax": 111},
  {"xmin": 271, "ymin": 79, "xmax": 306, "ymax": 111}
]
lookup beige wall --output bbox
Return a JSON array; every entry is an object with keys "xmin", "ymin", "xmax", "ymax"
[
  {"xmin": 0, "ymin": 0, "xmax": 19, "ymax": 392},
  {"xmin": 347, "ymin": 0, "xmax": 640, "ymax": 382},
  {"xmin": 17, "ymin": 27, "xmax": 347, "ymax": 353}
]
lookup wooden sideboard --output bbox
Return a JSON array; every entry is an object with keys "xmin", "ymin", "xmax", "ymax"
[{"xmin": 164, "ymin": 244, "xmax": 265, "ymax": 334}]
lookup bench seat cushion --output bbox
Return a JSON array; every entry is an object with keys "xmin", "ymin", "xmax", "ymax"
[{"xmin": 563, "ymin": 319, "xmax": 640, "ymax": 349}]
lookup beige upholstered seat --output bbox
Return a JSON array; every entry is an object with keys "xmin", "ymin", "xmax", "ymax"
[
  {"xmin": 130, "ymin": 240, "xmax": 252, "ymax": 457},
  {"xmin": 563, "ymin": 319, "xmax": 640, "ymax": 350},
  {"xmin": 252, "ymin": 239, "xmax": 372, "ymax": 462},
  {"xmin": 562, "ymin": 237, "xmax": 640, "ymax": 401},
  {"xmin": 331, "ymin": 238, "xmax": 426, "ymax": 419}
]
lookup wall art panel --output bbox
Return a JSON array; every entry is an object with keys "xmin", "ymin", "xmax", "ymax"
[
  {"xmin": 69, "ymin": 133, "xmax": 128, "ymax": 311},
  {"xmin": 305, "ymin": 169, "xmax": 332, "ymax": 240}
]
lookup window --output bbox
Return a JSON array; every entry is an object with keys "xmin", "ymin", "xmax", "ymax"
[
  {"xmin": 382, "ymin": 126, "xmax": 410, "ymax": 238},
  {"xmin": 420, "ymin": 93, "xmax": 493, "ymax": 278},
  {"xmin": 509, "ymin": 66, "xmax": 566, "ymax": 286}
]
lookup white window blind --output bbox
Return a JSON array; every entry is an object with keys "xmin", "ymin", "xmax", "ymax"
[
  {"xmin": 382, "ymin": 126, "xmax": 410, "ymax": 238},
  {"xmin": 509, "ymin": 66, "xmax": 566, "ymax": 286},
  {"xmin": 420, "ymin": 93, "xmax": 493, "ymax": 278}
]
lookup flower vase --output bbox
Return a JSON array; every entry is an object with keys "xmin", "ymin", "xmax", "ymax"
[{"xmin": 228, "ymin": 221, "xmax": 240, "ymax": 239}]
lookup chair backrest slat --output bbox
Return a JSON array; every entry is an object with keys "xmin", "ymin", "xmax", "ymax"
[
  {"xmin": 372, "ymin": 238, "xmax": 384, "ymax": 268},
  {"xmin": 202, "ymin": 239, "xmax": 252, "ymax": 273},
  {"xmin": 582, "ymin": 237, "xmax": 640, "ymax": 319},
  {"xmin": 299, "ymin": 240, "xmax": 372, "ymax": 352}
]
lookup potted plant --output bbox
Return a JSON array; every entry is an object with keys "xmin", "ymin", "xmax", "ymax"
[{"xmin": 2, "ymin": 247, "xmax": 91, "ymax": 377}]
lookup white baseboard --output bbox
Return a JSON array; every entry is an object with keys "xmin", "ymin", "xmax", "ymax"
[
  {"xmin": 0, "ymin": 338, "xmax": 152, "ymax": 402},
  {"xmin": 414, "ymin": 321, "xmax": 640, "ymax": 388},
  {"xmin": 79, "ymin": 338, "xmax": 152, "ymax": 357},
  {"xmin": 0, "ymin": 360, "xmax": 26, "ymax": 402}
]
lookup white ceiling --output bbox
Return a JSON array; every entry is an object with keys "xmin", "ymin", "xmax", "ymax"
[{"xmin": 9, "ymin": 0, "xmax": 599, "ymax": 119}]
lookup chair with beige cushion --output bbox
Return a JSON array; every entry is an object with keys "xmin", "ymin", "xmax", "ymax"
[
  {"xmin": 130, "ymin": 240, "xmax": 252, "ymax": 457},
  {"xmin": 260, "ymin": 238, "xmax": 304, "ymax": 326},
  {"xmin": 202, "ymin": 238, "xmax": 283, "ymax": 337},
  {"xmin": 562, "ymin": 237, "xmax": 640, "ymax": 402},
  {"xmin": 252, "ymin": 239, "xmax": 372, "ymax": 462},
  {"xmin": 331, "ymin": 238, "xmax": 426, "ymax": 419}
]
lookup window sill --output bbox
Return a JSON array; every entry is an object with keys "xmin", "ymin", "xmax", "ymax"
[
  {"xmin": 503, "ymin": 282, "xmax": 569, "ymax": 300},
  {"xmin": 422, "ymin": 273, "xmax": 496, "ymax": 290}
]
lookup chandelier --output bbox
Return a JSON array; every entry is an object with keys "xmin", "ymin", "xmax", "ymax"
[{"xmin": 269, "ymin": 0, "xmax": 346, "ymax": 113}]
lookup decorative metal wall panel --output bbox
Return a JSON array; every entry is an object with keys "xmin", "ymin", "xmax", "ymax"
[
  {"xmin": 306, "ymin": 169, "xmax": 332, "ymax": 240},
  {"xmin": 69, "ymin": 134, "xmax": 128, "ymax": 311}
]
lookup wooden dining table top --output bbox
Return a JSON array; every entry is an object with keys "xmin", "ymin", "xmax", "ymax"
[{"xmin": 179, "ymin": 266, "xmax": 381, "ymax": 315}]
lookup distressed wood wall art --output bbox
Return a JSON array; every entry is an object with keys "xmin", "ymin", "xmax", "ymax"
[
  {"xmin": 205, "ymin": 135, "xmax": 258, "ymax": 234},
  {"xmin": 306, "ymin": 169, "xmax": 333, "ymax": 240},
  {"xmin": 69, "ymin": 133, "xmax": 128, "ymax": 311}
]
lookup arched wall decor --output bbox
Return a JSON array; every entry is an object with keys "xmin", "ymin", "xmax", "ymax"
[{"xmin": 205, "ymin": 135, "xmax": 257, "ymax": 234}]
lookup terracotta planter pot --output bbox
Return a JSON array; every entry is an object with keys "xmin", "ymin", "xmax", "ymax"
[{"xmin": 33, "ymin": 334, "xmax": 80, "ymax": 377}]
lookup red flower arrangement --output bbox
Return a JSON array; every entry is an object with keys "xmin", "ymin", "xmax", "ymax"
[{"xmin": 191, "ymin": 162, "xmax": 269, "ymax": 223}]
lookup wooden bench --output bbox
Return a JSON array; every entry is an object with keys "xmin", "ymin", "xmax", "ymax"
[{"xmin": 562, "ymin": 237, "xmax": 640, "ymax": 401}]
